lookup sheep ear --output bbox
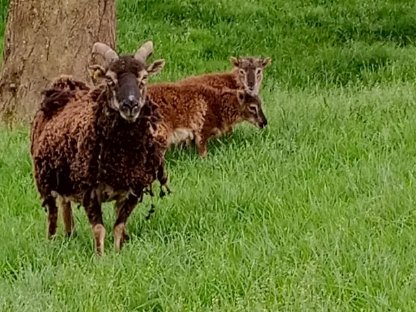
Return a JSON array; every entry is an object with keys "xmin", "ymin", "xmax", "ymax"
[
  {"xmin": 87, "ymin": 65, "xmax": 106, "ymax": 85},
  {"xmin": 147, "ymin": 59, "xmax": 165, "ymax": 75},
  {"xmin": 230, "ymin": 57, "xmax": 239, "ymax": 67},
  {"xmin": 262, "ymin": 57, "xmax": 272, "ymax": 68}
]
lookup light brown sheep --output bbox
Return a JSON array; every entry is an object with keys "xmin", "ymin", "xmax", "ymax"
[
  {"xmin": 146, "ymin": 83, "xmax": 267, "ymax": 158},
  {"xmin": 177, "ymin": 56, "xmax": 271, "ymax": 95}
]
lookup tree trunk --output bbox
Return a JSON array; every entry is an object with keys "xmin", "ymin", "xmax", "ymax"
[{"xmin": 0, "ymin": 0, "xmax": 116, "ymax": 124}]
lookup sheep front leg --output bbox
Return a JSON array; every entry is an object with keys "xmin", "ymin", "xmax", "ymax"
[
  {"xmin": 84, "ymin": 190, "xmax": 106, "ymax": 256},
  {"xmin": 195, "ymin": 133, "xmax": 208, "ymax": 158},
  {"xmin": 114, "ymin": 195, "xmax": 139, "ymax": 252}
]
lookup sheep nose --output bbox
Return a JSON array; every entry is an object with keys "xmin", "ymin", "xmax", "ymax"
[
  {"xmin": 125, "ymin": 95, "xmax": 138, "ymax": 106},
  {"xmin": 260, "ymin": 119, "xmax": 268, "ymax": 128}
]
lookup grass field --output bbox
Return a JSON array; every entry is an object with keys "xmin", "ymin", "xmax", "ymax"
[{"xmin": 2, "ymin": 0, "xmax": 416, "ymax": 310}]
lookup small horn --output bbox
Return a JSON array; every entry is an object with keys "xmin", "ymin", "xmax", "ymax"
[
  {"xmin": 134, "ymin": 41, "xmax": 154, "ymax": 62},
  {"xmin": 91, "ymin": 42, "xmax": 119, "ymax": 62}
]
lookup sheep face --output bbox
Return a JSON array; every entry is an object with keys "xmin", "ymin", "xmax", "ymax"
[
  {"xmin": 237, "ymin": 90, "xmax": 268, "ymax": 129},
  {"xmin": 90, "ymin": 56, "xmax": 165, "ymax": 123},
  {"xmin": 230, "ymin": 56, "xmax": 271, "ymax": 95}
]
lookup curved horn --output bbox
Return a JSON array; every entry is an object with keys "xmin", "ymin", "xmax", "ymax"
[
  {"xmin": 92, "ymin": 42, "xmax": 119, "ymax": 62},
  {"xmin": 134, "ymin": 41, "xmax": 154, "ymax": 62}
]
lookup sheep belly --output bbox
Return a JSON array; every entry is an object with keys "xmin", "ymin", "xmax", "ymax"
[
  {"xmin": 168, "ymin": 128, "xmax": 194, "ymax": 146},
  {"xmin": 51, "ymin": 183, "xmax": 130, "ymax": 205}
]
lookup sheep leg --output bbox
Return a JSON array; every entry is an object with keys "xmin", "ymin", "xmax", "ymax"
[
  {"xmin": 84, "ymin": 190, "xmax": 105, "ymax": 256},
  {"xmin": 60, "ymin": 198, "xmax": 75, "ymax": 237},
  {"xmin": 145, "ymin": 184, "xmax": 157, "ymax": 220},
  {"xmin": 195, "ymin": 133, "xmax": 208, "ymax": 158},
  {"xmin": 145, "ymin": 203, "xmax": 156, "ymax": 220},
  {"xmin": 160, "ymin": 183, "xmax": 172, "ymax": 198},
  {"xmin": 157, "ymin": 164, "xmax": 171, "ymax": 198},
  {"xmin": 114, "ymin": 195, "xmax": 138, "ymax": 252},
  {"xmin": 44, "ymin": 196, "xmax": 58, "ymax": 239}
]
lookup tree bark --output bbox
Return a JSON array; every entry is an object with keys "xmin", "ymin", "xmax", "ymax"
[{"xmin": 0, "ymin": 0, "xmax": 116, "ymax": 124}]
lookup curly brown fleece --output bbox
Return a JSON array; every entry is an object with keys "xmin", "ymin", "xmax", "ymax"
[{"xmin": 30, "ymin": 74, "xmax": 167, "ymax": 254}]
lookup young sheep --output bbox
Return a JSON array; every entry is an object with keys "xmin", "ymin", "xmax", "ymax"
[
  {"xmin": 146, "ymin": 83, "xmax": 207, "ymax": 148},
  {"xmin": 30, "ymin": 41, "xmax": 167, "ymax": 255},
  {"xmin": 177, "ymin": 56, "xmax": 272, "ymax": 95},
  {"xmin": 176, "ymin": 56, "xmax": 271, "ymax": 136},
  {"xmin": 194, "ymin": 87, "xmax": 267, "ymax": 158},
  {"xmin": 146, "ymin": 83, "xmax": 267, "ymax": 158}
]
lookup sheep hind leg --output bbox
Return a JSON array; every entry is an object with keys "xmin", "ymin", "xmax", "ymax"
[
  {"xmin": 225, "ymin": 126, "xmax": 233, "ymax": 136},
  {"xmin": 84, "ymin": 190, "xmax": 105, "ymax": 256},
  {"xmin": 157, "ymin": 164, "xmax": 172, "ymax": 198},
  {"xmin": 145, "ymin": 203, "xmax": 156, "ymax": 220},
  {"xmin": 43, "ymin": 196, "xmax": 58, "ymax": 239},
  {"xmin": 144, "ymin": 184, "xmax": 157, "ymax": 220},
  {"xmin": 60, "ymin": 197, "xmax": 75, "ymax": 237},
  {"xmin": 114, "ymin": 195, "xmax": 139, "ymax": 252}
]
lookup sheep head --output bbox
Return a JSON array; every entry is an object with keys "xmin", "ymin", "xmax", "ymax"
[
  {"xmin": 230, "ymin": 56, "xmax": 271, "ymax": 95},
  {"xmin": 89, "ymin": 41, "xmax": 165, "ymax": 123},
  {"xmin": 236, "ymin": 90, "xmax": 268, "ymax": 129}
]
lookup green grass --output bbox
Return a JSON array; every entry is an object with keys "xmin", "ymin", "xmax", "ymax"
[
  {"xmin": 2, "ymin": 0, "xmax": 416, "ymax": 310},
  {"xmin": 116, "ymin": 0, "xmax": 416, "ymax": 88}
]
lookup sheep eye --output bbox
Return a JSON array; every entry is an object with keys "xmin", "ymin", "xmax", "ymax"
[
  {"xmin": 139, "ymin": 75, "xmax": 148, "ymax": 84},
  {"xmin": 105, "ymin": 75, "xmax": 116, "ymax": 86},
  {"xmin": 239, "ymin": 69, "xmax": 245, "ymax": 75},
  {"xmin": 249, "ymin": 105, "xmax": 258, "ymax": 113}
]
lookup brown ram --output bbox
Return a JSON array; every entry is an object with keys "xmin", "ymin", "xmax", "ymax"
[{"xmin": 30, "ymin": 41, "xmax": 168, "ymax": 255}]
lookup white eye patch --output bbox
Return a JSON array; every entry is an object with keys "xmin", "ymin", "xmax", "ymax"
[{"xmin": 110, "ymin": 90, "xmax": 120, "ymax": 110}]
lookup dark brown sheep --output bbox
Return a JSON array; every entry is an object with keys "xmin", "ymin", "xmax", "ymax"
[{"xmin": 30, "ymin": 41, "xmax": 167, "ymax": 255}]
